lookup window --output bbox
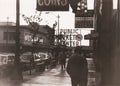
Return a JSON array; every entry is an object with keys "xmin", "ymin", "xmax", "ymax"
[
  {"xmin": 3, "ymin": 32, "xmax": 8, "ymax": 40},
  {"xmin": 3, "ymin": 32, "xmax": 15, "ymax": 41}
]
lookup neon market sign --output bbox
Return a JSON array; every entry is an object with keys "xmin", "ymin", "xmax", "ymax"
[{"xmin": 36, "ymin": 0, "xmax": 69, "ymax": 11}]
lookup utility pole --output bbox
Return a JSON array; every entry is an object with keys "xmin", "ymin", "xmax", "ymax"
[
  {"xmin": 6, "ymin": 17, "xmax": 9, "ymax": 45},
  {"xmin": 57, "ymin": 15, "xmax": 60, "ymax": 35},
  {"xmin": 70, "ymin": 34, "xmax": 72, "ymax": 47},
  {"xmin": 13, "ymin": 0, "xmax": 23, "ymax": 80}
]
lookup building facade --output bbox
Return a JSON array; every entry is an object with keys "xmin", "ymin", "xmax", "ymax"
[
  {"xmin": 85, "ymin": 0, "xmax": 120, "ymax": 86},
  {"xmin": 0, "ymin": 24, "xmax": 54, "ymax": 54}
]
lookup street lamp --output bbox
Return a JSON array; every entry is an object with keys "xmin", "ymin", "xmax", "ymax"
[
  {"xmin": 57, "ymin": 14, "xmax": 60, "ymax": 35},
  {"xmin": 45, "ymin": 12, "xmax": 60, "ymax": 35},
  {"xmin": 6, "ymin": 16, "xmax": 9, "ymax": 45},
  {"xmin": 44, "ymin": 12, "xmax": 62, "ymax": 46}
]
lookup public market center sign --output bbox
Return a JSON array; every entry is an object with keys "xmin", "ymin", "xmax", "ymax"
[{"xmin": 36, "ymin": 0, "xmax": 69, "ymax": 11}]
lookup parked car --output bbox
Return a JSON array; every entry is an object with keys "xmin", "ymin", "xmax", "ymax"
[
  {"xmin": 20, "ymin": 52, "xmax": 48, "ymax": 71},
  {"xmin": 0, "ymin": 53, "xmax": 15, "ymax": 65},
  {"xmin": 20, "ymin": 54, "xmax": 33, "ymax": 71},
  {"xmin": 0, "ymin": 53, "xmax": 15, "ymax": 78}
]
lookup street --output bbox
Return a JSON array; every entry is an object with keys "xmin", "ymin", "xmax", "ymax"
[{"xmin": 0, "ymin": 58, "xmax": 96, "ymax": 86}]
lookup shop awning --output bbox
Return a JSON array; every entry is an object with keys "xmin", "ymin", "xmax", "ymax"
[{"xmin": 84, "ymin": 32, "xmax": 98, "ymax": 39}]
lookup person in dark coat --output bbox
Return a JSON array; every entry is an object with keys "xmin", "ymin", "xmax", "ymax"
[
  {"xmin": 66, "ymin": 46, "xmax": 88, "ymax": 86},
  {"xmin": 58, "ymin": 51, "xmax": 66, "ymax": 70}
]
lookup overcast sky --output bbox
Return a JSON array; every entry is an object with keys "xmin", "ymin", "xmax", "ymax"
[
  {"xmin": 0, "ymin": 0, "xmax": 117, "ymax": 46},
  {"xmin": 0, "ymin": 0, "xmax": 96, "ymax": 28},
  {"xmin": 0, "ymin": 0, "xmax": 117, "ymax": 26}
]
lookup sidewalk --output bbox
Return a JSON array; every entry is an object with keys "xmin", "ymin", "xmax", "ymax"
[
  {"xmin": 23, "ymin": 65, "xmax": 71, "ymax": 86},
  {"xmin": 0, "ymin": 65, "xmax": 71, "ymax": 86},
  {"xmin": 0, "ymin": 60, "xmax": 96, "ymax": 86}
]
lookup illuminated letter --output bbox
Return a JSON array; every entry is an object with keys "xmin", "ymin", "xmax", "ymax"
[
  {"xmin": 44, "ymin": 0, "xmax": 51, "ymax": 6},
  {"xmin": 38, "ymin": 0, "xmax": 43, "ymax": 6},
  {"xmin": 61, "ymin": 0, "xmax": 67, "ymax": 6},
  {"xmin": 56, "ymin": 0, "xmax": 61, "ymax": 6}
]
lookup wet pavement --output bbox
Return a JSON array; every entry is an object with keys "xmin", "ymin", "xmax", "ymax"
[
  {"xmin": 0, "ymin": 65, "xmax": 71, "ymax": 86},
  {"xmin": 22, "ymin": 66, "xmax": 71, "ymax": 86},
  {"xmin": 0, "ymin": 58, "xmax": 96, "ymax": 86}
]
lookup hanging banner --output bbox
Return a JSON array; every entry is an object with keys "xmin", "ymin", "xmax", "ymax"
[{"xmin": 36, "ymin": 0, "xmax": 69, "ymax": 11}]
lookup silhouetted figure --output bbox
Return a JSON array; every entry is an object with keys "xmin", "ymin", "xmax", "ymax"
[
  {"xmin": 58, "ymin": 51, "xmax": 66, "ymax": 70},
  {"xmin": 67, "ymin": 46, "xmax": 88, "ymax": 86},
  {"xmin": 45, "ymin": 52, "xmax": 52, "ymax": 69}
]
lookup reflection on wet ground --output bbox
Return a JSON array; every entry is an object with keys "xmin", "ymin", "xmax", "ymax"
[{"xmin": 0, "ymin": 58, "xmax": 96, "ymax": 86}]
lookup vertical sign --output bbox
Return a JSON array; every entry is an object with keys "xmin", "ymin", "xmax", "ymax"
[
  {"xmin": 75, "ymin": 16, "xmax": 94, "ymax": 28},
  {"xmin": 36, "ymin": 0, "xmax": 69, "ymax": 11},
  {"xmin": 74, "ymin": 0, "xmax": 94, "ymax": 28}
]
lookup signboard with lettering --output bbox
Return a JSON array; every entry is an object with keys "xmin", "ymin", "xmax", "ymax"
[
  {"xmin": 36, "ymin": 0, "xmax": 69, "ymax": 11},
  {"xmin": 75, "ymin": 10, "xmax": 94, "ymax": 17},
  {"xmin": 24, "ymin": 33, "xmax": 44, "ymax": 45},
  {"xmin": 75, "ymin": 17, "xmax": 93, "ymax": 28},
  {"xmin": 58, "ymin": 29, "xmax": 82, "ymax": 47}
]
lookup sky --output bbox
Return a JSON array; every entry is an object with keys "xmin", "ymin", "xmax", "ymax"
[
  {"xmin": 0, "ymin": 0, "xmax": 95, "ymax": 28},
  {"xmin": 0, "ymin": 0, "xmax": 117, "ymax": 26},
  {"xmin": 0, "ymin": 0, "xmax": 117, "ymax": 46},
  {"xmin": 0, "ymin": 0, "xmax": 117, "ymax": 27}
]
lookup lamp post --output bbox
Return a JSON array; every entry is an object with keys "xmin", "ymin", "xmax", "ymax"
[
  {"xmin": 45, "ymin": 12, "xmax": 60, "ymax": 35},
  {"xmin": 45, "ymin": 12, "xmax": 61, "ymax": 45},
  {"xmin": 6, "ymin": 17, "xmax": 9, "ymax": 45}
]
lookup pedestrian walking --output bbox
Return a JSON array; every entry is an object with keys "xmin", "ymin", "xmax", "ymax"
[
  {"xmin": 66, "ymin": 46, "xmax": 88, "ymax": 86},
  {"xmin": 58, "ymin": 51, "xmax": 66, "ymax": 70},
  {"xmin": 45, "ymin": 52, "xmax": 52, "ymax": 69}
]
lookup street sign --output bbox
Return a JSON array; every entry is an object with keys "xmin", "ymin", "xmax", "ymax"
[
  {"xmin": 36, "ymin": 0, "xmax": 69, "ymax": 11},
  {"xmin": 76, "ymin": 34, "xmax": 83, "ymax": 41}
]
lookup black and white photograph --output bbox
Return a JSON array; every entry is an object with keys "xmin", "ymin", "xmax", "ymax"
[{"xmin": 0, "ymin": 0, "xmax": 119, "ymax": 86}]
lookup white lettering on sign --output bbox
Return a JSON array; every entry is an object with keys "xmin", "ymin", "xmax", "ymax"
[
  {"xmin": 24, "ymin": 34, "xmax": 43, "ymax": 43},
  {"xmin": 65, "ymin": 41, "xmax": 80, "ymax": 47},
  {"xmin": 38, "ymin": 0, "xmax": 68, "ymax": 6},
  {"xmin": 60, "ymin": 29, "xmax": 78, "ymax": 34}
]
